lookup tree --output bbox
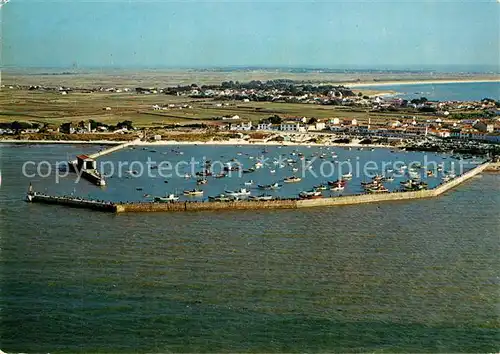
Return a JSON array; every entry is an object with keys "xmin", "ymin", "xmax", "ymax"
[
  {"xmin": 10, "ymin": 121, "xmax": 22, "ymax": 133},
  {"xmin": 60, "ymin": 122, "xmax": 73, "ymax": 134},
  {"xmin": 116, "ymin": 120, "xmax": 133, "ymax": 130},
  {"xmin": 307, "ymin": 117, "xmax": 318, "ymax": 125},
  {"xmin": 268, "ymin": 115, "xmax": 282, "ymax": 124},
  {"xmin": 358, "ymin": 92, "xmax": 363, "ymax": 97}
]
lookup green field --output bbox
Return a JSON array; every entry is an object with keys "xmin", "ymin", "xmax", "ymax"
[{"xmin": 0, "ymin": 87, "xmax": 436, "ymax": 129}]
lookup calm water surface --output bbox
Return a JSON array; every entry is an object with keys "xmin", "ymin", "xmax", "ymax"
[
  {"xmin": 358, "ymin": 82, "xmax": 500, "ymax": 101},
  {"xmin": 0, "ymin": 144, "xmax": 498, "ymax": 352}
]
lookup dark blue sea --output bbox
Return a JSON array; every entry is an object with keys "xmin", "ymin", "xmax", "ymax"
[{"xmin": 360, "ymin": 81, "xmax": 500, "ymax": 101}]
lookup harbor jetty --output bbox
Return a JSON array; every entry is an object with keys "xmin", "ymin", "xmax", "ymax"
[
  {"xmin": 26, "ymin": 162, "xmax": 491, "ymax": 213},
  {"xmin": 68, "ymin": 139, "xmax": 140, "ymax": 186}
]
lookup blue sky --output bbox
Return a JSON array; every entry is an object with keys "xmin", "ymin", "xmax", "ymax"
[{"xmin": 2, "ymin": 0, "xmax": 499, "ymax": 70}]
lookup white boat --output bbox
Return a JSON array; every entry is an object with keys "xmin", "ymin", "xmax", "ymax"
[
  {"xmin": 154, "ymin": 194, "xmax": 179, "ymax": 202},
  {"xmin": 258, "ymin": 182, "xmax": 281, "ymax": 190},
  {"xmin": 342, "ymin": 173, "xmax": 353, "ymax": 179},
  {"xmin": 284, "ymin": 176, "xmax": 302, "ymax": 183},
  {"xmin": 249, "ymin": 194, "xmax": 274, "ymax": 201},
  {"xmin": 244, "ymin": 180, "xmax": 254, "ymax": 186},
  {"xmin": 208, "ymin": 194, "xmax": 235, "ymax": 202},
  {"xmin": 270, "ymin": 169, "xmax": 276, "ymax": 174},
  {"xmin": 330, "ymin": 184, "xmax": 345, "ymax": 191},
  {"xmin": 254, "ymin": 162, "xmax": 263, "ymax": 168},
  {"xmin": 225, "ymin": 188, "xmax": 251, "ymax": 197},
  {"xmin": 299, "ymin": 190, "xmax": 322, "ymax": 199},
  {"xmin": 183, "ymin": 189, "xmax": 203, "ymax": 196},
  {"xmin": 292, "ymin": 167, "xmax": 298, "ymax": 172}
]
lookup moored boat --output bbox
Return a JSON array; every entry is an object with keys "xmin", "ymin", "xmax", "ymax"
[
  {"xmin": 330, "ymin": 184, "xmax": 345, "ymax": 191},
  {"xmin": 299, "ymin": 190, "xmax": 323, "ymax": 199},
  {"xmin": 225, "ymin": 188, "xmax": 251, "ymax": 197},
  {"xmin": 284, "ymin": 176, "xmax": 302, "ymax": 183},
  {"xmin": 249, "ymin": 194, "xmax": 274, "ymax": 201},
  {"xmin": 183, "ymin": 189, "xmax": 204, "ymax": 196},
  {"xmin": 154, "ymin": 193, "xmax": 179, "ymax": 202}
]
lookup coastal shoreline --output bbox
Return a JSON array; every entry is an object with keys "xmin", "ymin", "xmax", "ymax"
[
  {"xmin": 347, "ymin": 78, "xmax": 500, "ymax": 88},
  {"xmin": 0, "ymin": 138, "xmax": 397, "ymax": 150}
]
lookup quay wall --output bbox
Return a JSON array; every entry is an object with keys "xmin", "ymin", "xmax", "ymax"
[
  {"xmin": 31, "ymin": 194, "xmax": 116, "ymax": 212},
  {"xmin": 297, "ymin": 190, "xmax": 433, "ymax": 208},
  {"xmin": 116, "ymin": 200, "xmax": 297, "ymax": 213},
  {"xmin": 433, "ymin": 162, "xmax": 490, "ymax": 196},
  {"xmin": 31, "ymin": 162, "xmax": 490, "ymax": 214}
]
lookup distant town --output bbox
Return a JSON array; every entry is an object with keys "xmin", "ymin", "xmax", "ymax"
[{"xmin": 1, "ymin": 79, "xmax": 499, "ymax": 152}]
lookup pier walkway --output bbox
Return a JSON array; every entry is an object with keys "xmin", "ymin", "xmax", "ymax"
[
  {"xmin": 27, "ymin": 162, "xmax": 491, "ymax": 213},
  {"xmin": 88, "ymin": 139, "xmax": 141, "ymax": 160}
]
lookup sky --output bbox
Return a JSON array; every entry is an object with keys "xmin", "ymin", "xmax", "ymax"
[{"xmin": 1, "ymin": 0, "xmax": 499, "ymax": 71}]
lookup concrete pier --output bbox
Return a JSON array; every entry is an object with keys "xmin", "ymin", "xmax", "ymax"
[
  {"xmin": 27, "ymin": 192, "xmax": 117, "ymax": 212},
  {"xmin": 87, "ymin": 139, "xmax": 141, "ymax": 159},
  {"xmin": 69, "ymin": 139, "xmax": 140, "ymax": 186},
  {"xmin": 28, "ymin": 162, "xmax": 490, "ymax": 214}
]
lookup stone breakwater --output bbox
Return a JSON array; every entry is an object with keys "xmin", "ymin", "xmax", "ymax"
[{"xmin": 27, "ymin": 162, "xmax": 490, "ymax": 213}]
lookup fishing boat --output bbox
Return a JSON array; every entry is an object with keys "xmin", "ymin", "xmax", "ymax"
[
  {"xmin": 330, "ymin": 184, "xmax": 345, "ymax": 191},
  {"xmin": 249, "ymin": 194, "xmax": 274, "ymax": 201},
  {"xmin": 313, "ymin": 184, "xmax": 327, "ymax": 191},
  {"xmin": 284, "ymin": 176, "xmax": 302, "ymax": 183},
  {"xmin": 208, "ymin": 194, "xmax": 234, "ymax": 202},
  {"xmin": 257, "ymin": 182, "xmax": 281, "ymax": 190},
  {"xmin": 367, "ymin": 185, "xmax": 389, "ymax": 193},
  {"xmin": 154, "ymin": 194, "xmax": 179, "ymax": 202},
  {"xmin": 225, "ymin": 188, "xmax": 251, "ymax": 197},
  {"xmin": 183, "ymin": 189, "xmax": 204, "ymax": 196},
  {"xmin": 328, "ymin": 179, "xmax": 347, "ymax": 186},
  {"xmin": 299, "ymin": 190, "xmax": 323, "ymax": 199},
  {"xmin": 197, "ymin": 178, "xmax": 208, "ymax": 185}
]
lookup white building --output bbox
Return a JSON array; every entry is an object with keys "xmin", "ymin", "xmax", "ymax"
[
  {"xmin": 230, "ymin": 121, "xmax": 253, "ymax": 131},
  {"xmin": 308, "ymin": 122, "xmax": 326, "ymax": 131},
  {"xmin": 257, "ymin": 122, "xmax": 273, "ymax": 130},
  {"xmin": 280, "ymin": 121, "xmax": 307, "ymax": 132}
]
